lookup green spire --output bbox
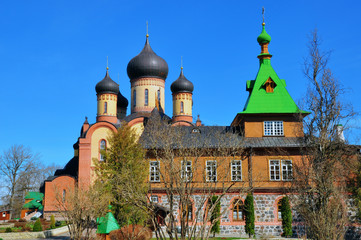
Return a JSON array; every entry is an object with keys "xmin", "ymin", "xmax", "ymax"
[
  {"xmin": 97, "ymin": 205, "xmax": 120, "ymax": 234},
  {"xmin": 257, "ymin": 23, "xmax": 271, "ymax": 44},
  {"xmin": 239, "ymin": 23, "xmax": 307, "ymax": 115}
]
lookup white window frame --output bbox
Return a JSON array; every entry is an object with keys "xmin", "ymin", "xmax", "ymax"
[
  {"xmin": 2, "ymin": 212, "xmax": 6, "ymax": 217},
  {"xmin": 99, "ymin": 140, "xmax": 106, "ymax": 161},
  {"xmin": 264, "ymin": 121, "xmax": 284, "ymax": 136},
  {"xmin": 281, "ymin": 160, "xmax": 293, "ymax": 181},
  {"xmin": 269, "ymin": 160, "xmax": 292, "ymax": 181},
  {"xmin": 150, "ymin": 195, "xmax": 159, "ymax": 203},
  {"xmin": 181, "ymin": 160, "xmax": 192, "ymax": 181},
  {"xmin": 231, "ymin": 160, "xmax": 242, "ymax": 181},
  {"xmin": 206, "ymin": 160, "xmax": 217, "ymax": 182},
  {"xmin": 149, "ymin": 161, "xmax": 160, "ymax": 182}
]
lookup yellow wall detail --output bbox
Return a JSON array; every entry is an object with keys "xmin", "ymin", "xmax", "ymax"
[
  {"xmin": 90, "ymin": 127, "xmax": 113, "ymax": 167},
  {"xmin": 173, "ymin": 93, "xmax": 192, "ymax": 117},
  {"xmin": 97, "ymin": 94, "xmax": 117, "ymax": 117}
]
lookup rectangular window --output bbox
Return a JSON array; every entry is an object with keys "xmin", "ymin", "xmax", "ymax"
[
  {"xmin": 269, "ymin": 160, "xmax": 280, "ymax": 181},
  {"xmin": 231, "ymin": 160, "xmax": 242, "ymax": 181},
  {"xmin": 206, "ymin": 160, "xmax": 217, "ymax": 182},
  {"xmin": 282, "ymin": 160, "xmax": 293, "ymax": 181},
  {"xmin": 150, "ymin": 161, "xmax": 160, "ymax": 182},
  {"xmin": 264, "ymin": 121, "xmax": 284, "ymax": 136},
  {"xmin": 269, "ymin": 160, "xmax": 292, "ymax": 181},
  {"xmin": 150, "ymin": 195, "xmax": 159, "ymax": 203},
  {"xmin": 2, "ymin": 212, "xmax": 5, "ymax": 217},
  {"xmin": 181, "ymin": 160, "xmax": 192, "ymax": 181}
]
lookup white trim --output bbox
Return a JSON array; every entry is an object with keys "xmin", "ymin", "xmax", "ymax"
[
  {"xmin": 231, "ymin": 160, "xmax": 242, "ymax": 181},
  {"xmin": 206, "ymin": 160, "xmax": 217, "ymax": 182},
  {"xmin": 149, "ymin": 161, "xmax": 160, "ymax": 182},
  {"xmin": 263, "ymin": 121, "xmax": 284, "ymax": 136}
]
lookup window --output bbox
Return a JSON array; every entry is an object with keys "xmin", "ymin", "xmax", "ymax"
[
  {"xmin": 180, "ymin": 101, "xmax": 184, "ymax": 113},
  {"xmin": 62, "ymin": 189, "xmax": 66, "ymax": 203},
  {"xmin": 181, "ymin": 202, "xmax": 193, "ymax": 221},
  {"xmin": 264, "ymin": 121, "xmax": 284, "ymax": 136},
  {"xmin": 181, "ymin": 160, "xmax": 192, "ymax": 181},
  {"xmin": 233, "ymin": 199, "xmax": 244, "ymax": 221},
  {"xmin": 2, "ymin": 212, "xmax": 5, "ymax": 217},
  {"xmin": 157, "ymin": 89, "xmax": 160, "ymax": 102},
  {"xmin": 265, "ymin": 78, "xmax": 276, "ymax": 93},
  {"xmin": 145, "ymin": 89, "xmax": 149, "ymax": 106},
  {"xmin": 281, "ymin": 160, "xmax": 292, "ymax": 181},
  {"xmin": 269, "ymin": 160, "xmax": 292, "ymax": 181},
  {"xmin": 150, "ymin": 195, "xmax": 159, "ymax": 203},
  {"xmin": 277, "ymin": 200, "xmax": 282, "ymax": 220},
  {"xmin": 104, "ymin": 102, "xmax": 108, "ymax": 113},
  {"xmin": 133, "ymin": 90, "xmax": 136, "ymax": 107},
  {"xmin": 206, "ymin": 161, "xmax": 217, "ymax": 182},
  {"xmin": 231, "ymin": 160, "xmax": 242, "ymax": 181},
  {"xmin": 99, "ymin": 140, "xmax": 106, "ymax": 161},
  {"xmin": 150, "ymin": 161, "xmax": 160, "ymax": 182}
]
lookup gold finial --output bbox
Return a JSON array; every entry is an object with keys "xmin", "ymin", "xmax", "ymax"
[
  {"xmin": 106, "ymin": 56, "xmax": 109, "ymax": 70},
  {"xmin": 181, "ymin": 56, "xmax": 183, "ymax": 70},
  {"xmin": 146, "ymin": 21, "xmax": 149, "ymax": 38},
  {"xmin": 262, "ymin": 7, "xmax": 265, "ymax": 25}
]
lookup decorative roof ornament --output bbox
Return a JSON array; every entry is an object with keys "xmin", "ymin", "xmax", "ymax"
[
  {"xmin": 127, "ymin": 22, "xmax": 169, "ymax": 80},
  {"xmin": 257, "ymin": 7, "xmax": 271, "ymax": 44},
  {"xmin": 96, "ymin": 204, "xmax": 120, "ymax": 235},
  {"xmin": 171, "ymin": 58, "xmax": 194, "ymax": 94}
]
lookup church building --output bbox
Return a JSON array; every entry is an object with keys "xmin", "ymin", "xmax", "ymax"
[{"xmin": 41, "ymin": 20, "xmax": 314, "ymax": 237}]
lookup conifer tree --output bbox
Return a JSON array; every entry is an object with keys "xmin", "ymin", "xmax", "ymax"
[
  {"xmin": 210, "ymin": 196, "xmax": 221, "ymax": 237},
  {"xmin": 280, "ymin": 196, "xmax": 292, "ymax": 237},
  {"xmin": 95, "ymin": 123, "xmax": 148, "ymax": 226},
  {"xmin": 50, "ymin": 214, "xmax": 56, "ymax": 229},
  {"xmin": 244, "ymin": 193, "xmax": 255, "ymax": 238},
  {"xmin": 33, "ymin": 218, "xmax": 43, "ymax": 232}
]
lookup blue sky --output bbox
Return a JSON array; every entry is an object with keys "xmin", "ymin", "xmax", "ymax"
[{"xmin": 0, "ymin": 0, "xmax": 360, "ymax": 168}]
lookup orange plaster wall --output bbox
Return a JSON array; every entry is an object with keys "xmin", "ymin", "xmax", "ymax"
[
  {"xmin": 244, "ymin": 119, "xmax": 303, "ymax": 138},
  {"xmin": 43, "ymin": 176, "xmax": 76, "ymax": 212}
]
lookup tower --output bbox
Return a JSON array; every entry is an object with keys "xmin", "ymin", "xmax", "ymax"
[
  {"xmin": 171, "ymin": 66, "xmax": 194, "ymax": 125},
  {"xmin": 95, "ymin": 68, "xmax": 119, "ymax": 123},
  {"xmin": 127, "ymin": 34, "xmax": 168, "ymax": 113},
  {"xmin": 117, "ymin": 91, "xmax": 128, "ymax": 120}
]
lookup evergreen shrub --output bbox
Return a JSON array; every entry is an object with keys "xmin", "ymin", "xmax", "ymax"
[
  {"xmin": 5, "ymin": 227, "xmax": 12, "ymax": 233},
  {"xmin": 244, "ymin": 193, "xmax": 255, "ymax": 238},
  {"xmin": 210, "ymin": 196, "xmax": 221, "ymax": 237},
  {"xmin": 33, "ymin": 218, "xmax": 43, "ymax": 232},
  {"xmin": 50, "ymin": 215, "xmax": 56, "ymax": 229},
  {"xmin": 280, "ymin": 196, "xmax": 293, "ymax": 237}
]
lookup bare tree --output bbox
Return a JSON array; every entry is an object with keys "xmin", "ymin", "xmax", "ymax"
[
  {"xmin": 139, "ymin": 113, "xmax": 250, "ymax": 240},
  {"xmin": 55, "ymin": 183, "xmax": 111, "ymax": 240},
  {"xmin": 0, "ymin": 144, "xmax": 38, "ymax": 217},
  {"xmin": 292, "ymin": 29, "xmax": 357, "ymax": 240}
]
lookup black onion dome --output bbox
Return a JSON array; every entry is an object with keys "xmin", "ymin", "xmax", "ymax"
[
  {"xmin": 170, "ymin": 68, "xmax": 194, "ymax": 94},
  {"xmin": 117, "ymin": 92, "xmax": 128, "ymax": 108},
  {"xmin": 127, "ymin": 37, "xmax": 168, "ymax": 80},
  {"xmin": 95, "ymin": 69, "xmax": 120, "ymax": 95}
]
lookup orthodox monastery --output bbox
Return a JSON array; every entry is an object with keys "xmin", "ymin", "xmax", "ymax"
[{"xmin": 40, "ymin": 21, "xmax": 314, "ymax": 236}]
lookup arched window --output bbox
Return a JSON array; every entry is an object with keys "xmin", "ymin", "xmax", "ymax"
[
  {"xmin": 233, "ymin": 199, "xmax": 244, "ymax": 221},
  {"xmin": 277, "ymin": 200, "xmax": 282, "ymax": 220},
  {"xmin": 145, "ymin": 89, "xmax": 149, "ymax": 106},
  {"xmin": 100, "ymin": 140, "xmax": 106, "ymax": 161},
  {"xmin": 104, "ymin": 102, "xmax": 108, "ymax": 113},
  {"xmin": 62, "ymin": 189, "xmax": 66, "ymax": 203},
  {"xmin": 180, "ymin": 101, "xmax": 184, "ymax": 113},
  {"xmin": 157, "ymin": 89, "xmax": 160, "ymax": 102},
  {"xmin": 133, "ymin": 90, "xmax": 136, "ymax": 107}
]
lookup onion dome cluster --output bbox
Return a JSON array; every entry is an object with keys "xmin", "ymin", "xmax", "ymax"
[
  {"xmin": 95, "ymin": 69, "xmax": 120, "ymax": 95},
  {"xmin": 127, "ymin": 37, "xmax": 169, "ymax": 80},
  {"xmin": 171, "ymin": 68, "xmax": 194, "ymax": 94}
]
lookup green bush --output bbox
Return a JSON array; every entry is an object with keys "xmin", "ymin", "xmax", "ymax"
[
  {"xmin": 244, "ymin": 193, "xmax": 255, "ymax": 238},
  {"xmin": 280, "ymin": 196, "xmax": 293, "ymax": 237},
  {"xmin": 5, "ymin": 227, "xmax": 12, "ymax": 233},
  {"xmin": 210, "ymin": 196, "xmax": 221, "ymax": 237},
  {"xmin": 33, "ymin": 219, "xmax": 43, "ymax": 232},
  {"xmin": 55, "ymin": 221, "xmax": 62, "ymax": 227},
  {"xmin": 50, "ymin": 215, "xmax": 56, "ymax": 229}
]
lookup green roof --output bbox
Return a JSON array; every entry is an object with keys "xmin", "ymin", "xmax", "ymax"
[
  {"xmin": 24, "ymin": 192, "xmax": 44, "ymax": 200},
  {"xmin": 240, "ymin": 58, "xmax": 307, "ymax": 115},
  {"xmin": 97, "ymin": 205, "xmax": 120, "ymax": 234},
  {"xmin": 257, "ymin": 24, "xmax": 271, "ymax": 44},
  {"xmin": 23, "ymin": 200, "xmax": 43, "ymax": 210}
]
